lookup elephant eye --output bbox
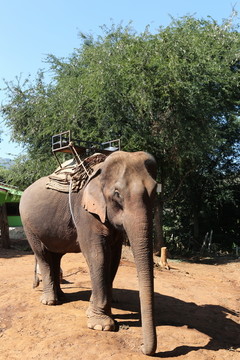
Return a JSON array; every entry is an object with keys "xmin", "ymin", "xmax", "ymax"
[
  {"xmin": 114, "ymin": 190, "xmax": 120, "ymax": 198},
  {"xmin": 113, "ymin": 190, "xmax": 123, "ymax": 208}
]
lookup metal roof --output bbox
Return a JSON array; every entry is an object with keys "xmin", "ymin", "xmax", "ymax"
[{"xmin": 0, "ymin": 183, "xmax": 22, "ymax": 203}]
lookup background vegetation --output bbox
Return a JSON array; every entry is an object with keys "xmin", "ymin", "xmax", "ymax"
[{"xmin": 1, "ymin": 15, "xmax": 239, "ymax": 255}]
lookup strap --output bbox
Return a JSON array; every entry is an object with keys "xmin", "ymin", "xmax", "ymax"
[{"xmin": 68, "ymin": 179, "xmax": 77, "ymax": 228}]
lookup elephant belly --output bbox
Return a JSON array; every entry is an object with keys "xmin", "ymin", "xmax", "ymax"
[
  {"xmin": 42, "ymin": 234, "xmax": 80, "ymax": 254},
  {"xmin": 26, "ymin": 220, "xmax": 80, "ymax": 253}
]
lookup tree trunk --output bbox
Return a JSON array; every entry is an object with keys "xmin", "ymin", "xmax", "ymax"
[
  {"xmin": 154, "ymin": 194, "xmax": 165, "ymax": 255},
  {"xmin": 0, "ymin": 204, "xmax": 10, "ymax": 249}
]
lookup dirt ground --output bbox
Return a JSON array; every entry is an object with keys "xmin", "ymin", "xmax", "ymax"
[{"xmin": 0, "ymin": 241, "xmax": 239, "ymax": 360}]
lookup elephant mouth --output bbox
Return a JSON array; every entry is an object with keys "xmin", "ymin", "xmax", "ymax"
[
  {"xmin": 108, "ymin": 219, "xmax": 124, "ymax": 232},
  {"xmin": 106, "ymin": 208, "xmax": 124, "ymax": 231}
]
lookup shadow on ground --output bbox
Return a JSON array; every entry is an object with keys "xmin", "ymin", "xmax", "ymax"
[
  {"xmin": 0, "ymin": 240, "xmax": 32, "ymax": 258},
  {"xmin": 63, "ymin": 287, "xmax": 240, "ymax": 357}
]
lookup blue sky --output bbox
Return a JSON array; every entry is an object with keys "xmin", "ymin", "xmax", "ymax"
[{"xmin": 0, "ymin": 0, "xmax": 238, "ymax": 158}]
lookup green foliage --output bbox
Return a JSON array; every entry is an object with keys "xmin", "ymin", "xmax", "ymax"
[
  {"xmin": 1, "ymin": 15, "xmax": 240, "ymax": 251},
  {"xmin": 1, "ymin": 154, "xmax": 57, "ymax": 190},
  {"xmin": 0, "ymin": 166, "xmax": 9, "ymax": 183}
]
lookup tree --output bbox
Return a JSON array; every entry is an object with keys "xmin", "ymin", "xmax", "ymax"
[{"xmin": 1, "ymin": 15, "xmax": 240, "ymax": 250}]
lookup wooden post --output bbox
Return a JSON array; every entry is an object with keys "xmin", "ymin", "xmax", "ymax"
[
  {"xmin": 0, "ymin": 204, "xmax": 10, "ymax": 249},
  {"xmin": 159, "ymin": 247, "xmax": 170, "ymax": 270}
]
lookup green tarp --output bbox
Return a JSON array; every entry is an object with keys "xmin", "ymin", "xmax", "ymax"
[{"xmin": 0, "ymin": 183, "xmax": 22, "ymax": 226}]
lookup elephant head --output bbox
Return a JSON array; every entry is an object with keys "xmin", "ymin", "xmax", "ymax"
[{"xmin": 82, "ymin": 151, "xmax": 157, "ymax": 355}]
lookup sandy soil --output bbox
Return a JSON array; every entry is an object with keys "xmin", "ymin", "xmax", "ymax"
[{"xmin": 0, "ymin": 241, "xmax": 239, "ymax": 360}]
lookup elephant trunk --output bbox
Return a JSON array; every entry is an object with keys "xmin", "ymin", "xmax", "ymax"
[{"xmin": 124, "ymin": 214, "xmax": 157, "ymax": 356}]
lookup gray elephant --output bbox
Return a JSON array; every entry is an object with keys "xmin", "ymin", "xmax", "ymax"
[
  {"xmin": 19, "ymin": 151, "xmax": 157, "ymax": 355},
  {"xmin": 33, "ymin": 257, "xmax": 63, "ymax": 288}
]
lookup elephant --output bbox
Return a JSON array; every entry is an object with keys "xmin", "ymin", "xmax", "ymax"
[
  {"xmin": 19, "ymin": 150, "xmax": 157, "ymax": 355},
  {"xmin": 33, "ymin": 257, "xmax": 63, "ymax": 288}
]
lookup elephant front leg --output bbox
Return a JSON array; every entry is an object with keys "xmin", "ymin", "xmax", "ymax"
[
  {"xmin": 84, "ymin": 243, "xmax": 116, "ymax": 331},
  {"xmin": 86, "ymin": 305, "xmax": 115, "ymax": 331}
]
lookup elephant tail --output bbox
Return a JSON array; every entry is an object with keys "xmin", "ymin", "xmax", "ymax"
[{"xmin": 33, "ymin": 257, "xmax": 40, "ymax": 288}]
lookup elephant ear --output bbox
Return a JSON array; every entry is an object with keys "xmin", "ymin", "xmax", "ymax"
[{"xmin": 81, "ymin": 167, "xmax": 106, "ymax": 223}]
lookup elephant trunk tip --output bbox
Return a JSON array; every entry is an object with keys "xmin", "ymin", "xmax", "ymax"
[{"xmin": 141, "ymin": 342, "xmax": 157, "ymax": 356}]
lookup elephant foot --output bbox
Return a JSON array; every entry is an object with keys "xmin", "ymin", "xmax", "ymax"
[
  {"xmin": 86, "ymin": 306, "xmax": 115, "ymax": 331},
  {"xmin": 40, "ymin": 293, "xmax": 59, "ymax": 306}
]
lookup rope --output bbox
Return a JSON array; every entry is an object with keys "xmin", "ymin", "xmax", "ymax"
[
  {"xmin": 68, "ymin": 179, "xmax": 77, "ymax": 228},
  {"xmin": 68, "ymin": 142, "xmax": 90, "ymax": 228},
  {"xmin": 69, "ymin": 142, "xmax": 90, "ymax": 178}
]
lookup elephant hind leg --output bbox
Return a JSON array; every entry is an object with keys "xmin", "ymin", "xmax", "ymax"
[
  {"xmin": 51, "ymin": 252, "xmax": 65, "ymax": 301},
  {"xmin": 37, "ymin": 251, "xmax": 64, "ymax": 305},
  {"xmin": 33, "ymin": 257, "xmax": 40, "ymax": 288},
  {"xmin": 24, "ymin": 228, "xmax": 64, "ymax": 305}
]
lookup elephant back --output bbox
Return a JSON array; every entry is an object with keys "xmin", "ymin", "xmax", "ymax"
[{"xmin": 46, "ymin": 153, "xmax": 106, "ymax": 193}]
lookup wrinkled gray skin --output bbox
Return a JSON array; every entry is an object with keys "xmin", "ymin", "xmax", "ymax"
[
  {"xmin": 33, "ymin": 258, "xmax": 63, "ymax": 288},
  {"xmin": 20, "ymin": 151, "xmax": 157, "ymax": 355}
]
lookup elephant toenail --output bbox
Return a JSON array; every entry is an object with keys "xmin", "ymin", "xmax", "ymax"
[
  {"xmin": 94, "ymin": 324, "xmax": 103, "ymax": 330},
  {"xmin": 103, "ymin": 325, "xmax": 111, "ymax": 331}
]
